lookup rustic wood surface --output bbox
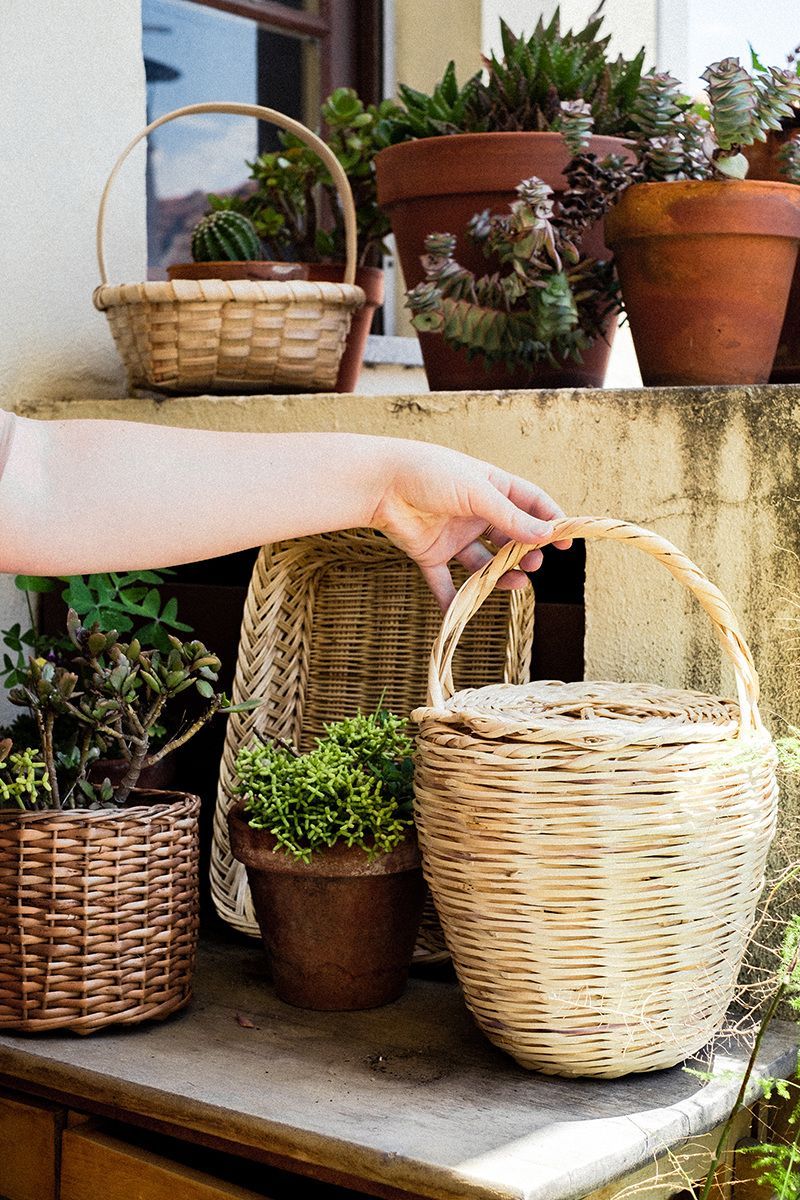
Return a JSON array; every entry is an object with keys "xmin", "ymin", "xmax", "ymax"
[
  {"xmin": 0, "ymin": 1086, "xmax": 64, "ymax": 1200},
  {"xmin": 0, "ymin": 937, "xmax": 796, "ymax": 1200}
]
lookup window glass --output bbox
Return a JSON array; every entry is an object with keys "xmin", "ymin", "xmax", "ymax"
[{"xmin": 142, "ymin": 0, "xmax": 321, "ymax": 275}]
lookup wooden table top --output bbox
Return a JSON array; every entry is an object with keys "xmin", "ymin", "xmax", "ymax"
[{"xmin": 0, "ymin": 936, "xmax": 795, "ymax": 1200}]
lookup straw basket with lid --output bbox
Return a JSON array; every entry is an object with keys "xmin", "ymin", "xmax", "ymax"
[
  {"xmin": 93, "ymin": 102, "xmax": 365, "ymax": 395},
  {"xmin": 412, "ymin": 517, "xmax": 778, "ymax": 1079}
]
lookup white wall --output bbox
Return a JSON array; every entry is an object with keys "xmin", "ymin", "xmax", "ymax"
[
  {"xmin": 0, "ymin": 1, "xmax": 147, "ymax": 723},
  {"xmin": 481, "ymin": 0, "xmax": 658, "ymax": 64}
]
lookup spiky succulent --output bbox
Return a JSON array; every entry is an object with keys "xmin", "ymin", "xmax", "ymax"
[
  {"xmin": 406, "ymin": 169, "xmax": 624, "ymax": 372},
  {"xmin": 778, "ymin": 134, "xmax": 800, "ymax": 184},
  {"xmin": 382, "ymin": 5, "xmax": 646, "ymax": 142},
  {"xmin": 190, "ymin": 210, "xmax": 261, "ymax": 262}
]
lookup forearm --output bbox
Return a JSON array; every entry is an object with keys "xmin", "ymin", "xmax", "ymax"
[{"xmin": 0, "ymin": 415, "xmax": 399, "ymax": 574}]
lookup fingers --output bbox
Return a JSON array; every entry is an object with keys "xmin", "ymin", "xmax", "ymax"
[
  {"xmin": 502, "ymin": 475, "xmax": 572, "ymax": 550},
  {"xmin": 472, "ymin": 483, "xmax": 557, "ymax": 547},
  {"xmin": 420, "ymin": 562, "xmax": 457, "ymax": 613}
]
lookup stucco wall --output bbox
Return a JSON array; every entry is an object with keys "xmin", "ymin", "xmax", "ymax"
[{"xmin": 0, "ymin": 2, "xmax": 147, "ymax": 411}]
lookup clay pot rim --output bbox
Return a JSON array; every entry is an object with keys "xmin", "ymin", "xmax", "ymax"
[
  {"xmin": 167, "ymin": 260, "xmax": 309, "ymax": 281},
  {"xmin": 228, "ymin": 801, "xmax": 420, "ymax": 877},
  {"xmin": 606, "ymin": 178, "xmax": 800, "ymax": 243},
  {"xmin": 377, "ymin": 131, "xmax": 633, "ymax": 205},
  {"xmin": 0, "ymin": 788, "xmax": 200, "ymax": 823}
]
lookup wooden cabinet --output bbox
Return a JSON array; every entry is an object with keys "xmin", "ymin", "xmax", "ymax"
[
  {"xmin": 0, "ymin": 1087, "xmax": 64, "ymax": 1200},
  {"xmin": 60, "ymin": 1125, "xmax": 274, "ymax": 1200}
]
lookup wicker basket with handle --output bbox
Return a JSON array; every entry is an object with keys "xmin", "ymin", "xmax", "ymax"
[
  {"xmin": 412, "ymin": 517, "xmax": 779, "ymax": 1078},
  {"xmin": 210, "ymin": 528, "xmax": 534, "ymax": 963},
  {"xmin": 93, "ymin": 102, "xmax": 365, "ymax": 395}
]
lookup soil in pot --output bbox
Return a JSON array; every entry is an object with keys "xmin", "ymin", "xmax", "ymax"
[
  {"xmin": 376, "ymin": 132, "xmax": 632, "ymax": 390},
  {"xmin": 306, "ymin": 264, "xmax": 384, "ymax": 392},
  {"xmin": 604, "ymin": 179, "xmax": 800, "ymax": 386},
  {"xmin": 228, "ymin": 803, "xmax": 425, "ymax": 1011},
  {"xmin": 166, "ymin": 261, "xmax": 308, "ymax": 281}
]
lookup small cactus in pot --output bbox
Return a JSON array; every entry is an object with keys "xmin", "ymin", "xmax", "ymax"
[{"xmin": 190, "ymin": 210, "xmax": 262, "ymax": 262}]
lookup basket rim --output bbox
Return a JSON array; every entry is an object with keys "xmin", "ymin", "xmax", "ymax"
[
  {"xmin": 93, "ymin": 278, "xmax": 366, "ymax": 311},
  {"xmin": 0, "ymin": 788, "xmax": 200, "ymax": 823}
]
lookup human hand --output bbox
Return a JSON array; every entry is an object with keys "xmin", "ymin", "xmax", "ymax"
[{"xmin": 369, "ymin": 440, "xmax": 571, "ymax": 610}]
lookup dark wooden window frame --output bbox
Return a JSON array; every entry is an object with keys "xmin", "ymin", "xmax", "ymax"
[{"xmin": 189, "ymin": 0, "xmax": 382, "ymax": 102}]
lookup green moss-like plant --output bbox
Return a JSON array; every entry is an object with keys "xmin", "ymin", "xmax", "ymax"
[{"xmin": 234, "ymin": 709, "xmax": 415, "ymax": 863}]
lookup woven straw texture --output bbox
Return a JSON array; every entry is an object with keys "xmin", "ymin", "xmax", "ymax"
[
  {"xmin": 211, "ymin": 528, "xmax": 534, "ymax": 963},
  {"xmin": 93, "ymin": 103, "xmax": 364, "ymax": 395},
  {"xmin": 413, "ymin": 517, "xmax": 779, "ymax": 1078},
  {"xmin": 0, "ymin": 792, "xmax": 200, "ymax": 1034}
]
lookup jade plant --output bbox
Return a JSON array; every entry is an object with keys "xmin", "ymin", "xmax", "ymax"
[
  {"xmin": 206, "ymin": 88, "xmax": 402, "ymax": 266},
  {"xmin": 234, "ymin": 709, "xmax": 415, "ymax": 862},
  {"xmin": 2, "ymin": 610, "xmax": 258, "ymax": 810},
  {"xmin": 405, "ymin": 127, "xmax": 631, "ymax": 373},
  {"xmin": 382, "ymin": 4, "xmax": 646, "ymax": 142}
]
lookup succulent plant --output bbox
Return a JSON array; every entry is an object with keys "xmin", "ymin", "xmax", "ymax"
[
  {"xmin": 382, "ymin": 4, "xmax": 646, "ymax": 142},
  {"xmin": 190, "ymin": 210, "xmax": 261, "ymax": 262},
  {"xmin": 778, "ymin": 133, "xmax": 800, "ymax": 183},
  {"xmin": 210, "ymin": 88, "xmax": 402, "ymax": 267},
  {"xmin": 406, "ymin": 164, "xmax": 627, "ymax": 373},
  {"xmin": 6, "ymin": 611, "xmax": 259, "ymax": 810}
]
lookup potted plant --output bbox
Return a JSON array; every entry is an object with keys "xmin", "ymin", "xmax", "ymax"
[
  {"xmin": 405, "ymin": 123, "xmax": 632, "ymax": 387},
  {"xmin": 0, "ymin": 610, "xmax": 258, "ymax": 1033},
  {"xmin": 172, "ymin": 88, "xmax": 400, "ymax": 392},
  {"xmin": 375, "ymin": 5, "xmax": 645, "ymax": 388},
  {"xmin": 604, "ymin": 60, "xmax": 800, "ymax": 385},
  {"xmin": 228, "ymin": 709, "xmax": 425, "ymax": 1012}
]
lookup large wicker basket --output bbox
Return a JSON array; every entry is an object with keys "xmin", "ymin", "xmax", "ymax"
[
  {"xmin": 211, "ymin": 528, "xmax": 534, "ymax": 963},
  {"xmin": 0, "ymin": 791, "xmax": 200, "ymax": 1034},
  {"xmin": 93, "ymin": 102, "xmax": 365, "ymax": 395},
  {"xmin": 412, "ymin": 517, "xmax": 779, "ymax": 1078}
]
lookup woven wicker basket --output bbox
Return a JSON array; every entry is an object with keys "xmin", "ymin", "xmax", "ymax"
[
  {"xmin": 413, "ymin": 517, "xmax": 779, "ymax": 1078},
  {"xmin": 93, "ymin": 102, "xmax": 365, "ymax": 395},
  {"xmin": 210, "ymin": 528, "xmax": 534, "ymax": 963},
  {"xmin": 0, "ymin": 791, "xmax": 200, "ymax": 1034}
]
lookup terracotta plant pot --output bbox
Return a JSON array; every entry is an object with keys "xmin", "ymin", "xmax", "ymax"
[
  {"xmin": 306, "ymin": 264, "xmax": 384, "ymax": 392},
  {"xmin": 0, "ymin": 790, "xmax": 200, "ymax": 1033},
  {"xmin": 745, "ymin": 130, "xmax": 800, "ymax": 383},
  {"xmin": 376, "ymin": 132, "xmax": 632, "ymax": 390},
  {"xmin": 88, "ymin": 753, "xmax": 178, "ymax": 791},
  {"xmin": 228, "ymin": 803, "xmax": 425, "ymax": 1011},
  {"xmin": 167, "ymin": 261, "xmax": 308, "ymax": 282},
  {"xmin": 604, "ymin": 179, "xmax": 800, "ymax": 386}
]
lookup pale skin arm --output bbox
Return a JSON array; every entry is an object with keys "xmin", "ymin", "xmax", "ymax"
[{"xmin": 0, "ymin": 413, "xmax": 570, "ymax": 610}]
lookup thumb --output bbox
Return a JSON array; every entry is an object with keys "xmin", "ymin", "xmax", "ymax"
[{"xmin": 474, "ymin": 485, "xmax": 555, "ymax": 546}]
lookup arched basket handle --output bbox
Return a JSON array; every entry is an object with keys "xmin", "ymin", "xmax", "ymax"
[
  {"xmin": 96, "ymin": 101, "xmax": 358, "ymax": 287},
  {"xmin": 427, "ymin": 516, "xmax": 762, "ymax": 736}
]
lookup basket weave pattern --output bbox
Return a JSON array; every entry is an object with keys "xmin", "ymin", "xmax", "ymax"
[
  {"xmin": 413, "ymin": 518, "xmax": 779, "ymax": 1077},
  {"xmin": 211, "ymin": 528, "xmax": 534, "ymax": 960},
  {"xmin": 0, "ymin": 793, "xmax": 200, "ymax": 1033}
]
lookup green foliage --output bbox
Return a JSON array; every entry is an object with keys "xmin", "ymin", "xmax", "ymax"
[
  {"xmin": 190, "ymin": 209, "xmax": 261, "ymax": 262},
  {"xmin": 6, "ymin": 612, "xmax": 259, "ymax": 811},
  {"xmin": 382, "ymin": 6, "xmax": 646, "ymax": 141},
  {"xmin": 779, "ymin": 134, "xmax": 800, "ymax": 183},
  {"xmin": 234, "ymin": 709, "xmax": 415, "ymax": 863},
  {"xmin": 0, "ymin": 739, "xmax": 50, "ymax": 810},
  {"xmin": 213, "ymin": 88, "xmax": 401, "ymax": 267},
  {"xmin": 406, "ymin": 160, "xmax": 629, "ymax": 372}
]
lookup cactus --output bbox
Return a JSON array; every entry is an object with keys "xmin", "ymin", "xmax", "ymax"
[{"xmin": 190, "ymin": 210, "xmax": 261, "ymax": 262}]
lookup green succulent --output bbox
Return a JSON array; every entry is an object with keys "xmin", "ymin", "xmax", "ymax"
[
  {"xmin": 234, "ymin": 709, "xmax": 414, "ymax": 863},
  {"xmin": 778, "ymin": 133, "xmax": 800, "ymax": 183},
  {"xmin": 191, "ymin": 210, "xmax": 261, "ymax": 262},
  {"xmin": 406, "ymin": 159, "xmax": 629, "ymax": 373}
]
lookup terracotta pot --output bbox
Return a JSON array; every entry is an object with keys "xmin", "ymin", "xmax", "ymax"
[
  {"xmin": 745, "ymin": 130, "xmax": 800, "ymax": 383},
  {"xmin": 228, "ymin": 803, "xmax": 425, "ymax": 1011},
  {"xmin": 167, "ymin": 261, "xmax": 308, "ymax": 281},
  {"xmin": 604, "ymin": 179, "xmax": 800, "ymax": 386},
  {"xmin": 306, "ymin": 264, "xmax": 384, "ymax": 392},
  {"xmin": 0, "ymin": 790, "xmax": 200, "ymax": 1033},
  {"xmin": 376, "ymin": 132, "xmax": 632, "ymax": 390}
]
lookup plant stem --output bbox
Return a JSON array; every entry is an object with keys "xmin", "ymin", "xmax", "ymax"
[
  {"xmin": 699, "ymin": 983, "xmax": 788, "ymax": 1200},
  {"xmin": 145, "ymin": 698, "xmax": 220, "ymax": 765}
]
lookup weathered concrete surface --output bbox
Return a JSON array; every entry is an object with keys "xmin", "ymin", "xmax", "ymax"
[{"xmin": 16, "ymin": 385, "xmax": 800, "ymax": 973}]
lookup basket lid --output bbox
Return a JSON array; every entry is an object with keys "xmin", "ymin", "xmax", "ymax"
[{"xmin": 412, "ymin": 679, "xmax": 746, "ymax": 748}]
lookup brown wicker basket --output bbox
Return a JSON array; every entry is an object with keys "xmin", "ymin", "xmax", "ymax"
[
  {"xmin": 413, "ymin": 517, "xmax": 779, "ymax": 1078},
  {"xmin": 0, "ymin": 790, "xmax": 200, "ymax": 1034},
  {"xmin": 210, "ymin": 528, "xmax": 534, "ymax": 963},
  {"xmin": 93, "ymin": 102, "xmax": 365, "ymax": 395}
]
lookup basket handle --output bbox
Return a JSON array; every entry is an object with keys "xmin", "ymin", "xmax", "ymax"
[
  {"xmin": 427, "ymin": 516, "xmax": 762, "ymax": 735},
  {"xmin": 96, "ymin": 101, "xmax": 358, "ymax": 287}
]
